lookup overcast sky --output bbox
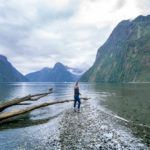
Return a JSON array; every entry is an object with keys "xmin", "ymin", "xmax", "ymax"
[{"xmin": 0, "ymin": 0, "xmax": 150, "ymax": 74}]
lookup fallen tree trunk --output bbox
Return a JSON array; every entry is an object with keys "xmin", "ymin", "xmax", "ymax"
[
  {"xmin": 16, "ymin": 103, "xmax": 32, "ymax": 105},
  {"xmin": 0, "ymin": 97, "xmax": 90, "ymax": 123},
  {"xmin": 0, "ymin": 88, "xmax": 53, "ymax": 112}
]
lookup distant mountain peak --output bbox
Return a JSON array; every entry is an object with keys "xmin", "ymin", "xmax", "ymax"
[
  {"xmin": 0, "ymin": 55, "xmax": 7, "ymax": 62},
  {"xmin": 133, "ymin": 15, "xmax": 150, "ymax": 22},
  {"xmin": 54, "ymin": 62, "xmax": 65, "ymax": 68},
  {"xmin": 53, "ymin": 62, "xmax": 66, "ymax": 71},
  {"xmin": 26, "ymin": 62, "xmax": 79, "ymax": 82},
  {"xmin": 0, "ymin": 54, "xmax": 27, "ymax": 82}
]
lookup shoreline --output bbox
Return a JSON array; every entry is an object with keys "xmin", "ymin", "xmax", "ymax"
[
  {"xmin": 58, "ymin": 100, "xmax": 148, "ymax": 149},
  {"xmin": 0, "ymin": 99, "xmax": 149, "ymax": 149}
]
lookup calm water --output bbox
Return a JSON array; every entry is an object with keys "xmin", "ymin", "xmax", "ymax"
[{"xmin": 0, "ymin": 82, "xmax": 150, "ymax": 149}]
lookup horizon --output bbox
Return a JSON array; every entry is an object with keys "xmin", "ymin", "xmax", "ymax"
[{"xmin": 0, "ymin": 0, "xmax": 150, "ymax": 74}]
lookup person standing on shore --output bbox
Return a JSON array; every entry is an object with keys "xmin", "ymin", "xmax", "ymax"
[{"xmin": 74, "ymin": 81, "xmax": 81, "ymax": 112}]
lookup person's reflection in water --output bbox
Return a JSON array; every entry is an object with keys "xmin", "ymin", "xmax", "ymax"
[{"xmin": 74, "ymin": 81, "xmax": 81, "ymax": 112}]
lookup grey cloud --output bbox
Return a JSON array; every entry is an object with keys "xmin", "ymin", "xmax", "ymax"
[
  {"xmin": 37, "ymin": 0, "xmax": 79, "ymax": 23},
  {"xmin": 0, "ymin": 0, "xmax": 79, "ymax": 63},
  {"xmin": 0, "ymin": 15, "xmax": 114, "ymax": 74},
  {"xmin": 136, "ymin": 0, "xmax": 150, "ymax": 14},
  {"xmin": 114, "ymin": 0, "xmax": 126, "ymax": 10},
  {"xmin": 0, "ymin": 0, "xmax": 78, "ymax": 50},
  {"xmin": 0, "ymin": 0, "xmax": 149, "ymax": 74}
]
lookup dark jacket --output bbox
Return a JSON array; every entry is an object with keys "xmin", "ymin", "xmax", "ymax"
[{"xmin": 74, "ymin": 86, "xmax": 80, "ymax": 96}]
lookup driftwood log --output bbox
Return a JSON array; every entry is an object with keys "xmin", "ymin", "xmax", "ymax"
[
  {"xmin": 0, "ymin": 88, "xmax": 90, "ymax": 123},
  {"xmin": 0, "ymin": 88, "xmax": 53, "ymax": 112}
]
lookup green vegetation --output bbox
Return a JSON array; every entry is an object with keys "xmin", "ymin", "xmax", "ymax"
[{"xmin": 81, "ymin": 15, "xmax": 150, "ymax": 82}]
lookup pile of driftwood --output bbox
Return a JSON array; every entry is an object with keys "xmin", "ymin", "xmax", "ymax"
[{"xmin": 0, "ymin": 88, "xmax": 89, "ymax": 123}]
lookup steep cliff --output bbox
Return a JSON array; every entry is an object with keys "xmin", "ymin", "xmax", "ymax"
[{"xmin": 81, "ymin": 15, "xmax": 150, "ymax": 82}]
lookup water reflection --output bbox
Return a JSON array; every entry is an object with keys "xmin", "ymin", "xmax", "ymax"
[
  {"xmin": 0, "ymin": 113, "xmax": 61, "ymax": 130},
  {"xmin": 91, "ymin": 83, "xmax": 150, "ymax": 125},
  {"xmin": 0, "ymin": 82, "xmax": 150, "ymax": 149},
  {"xmin": 1, "ymin": 83, "xmax": 149, "ymax": 126}
]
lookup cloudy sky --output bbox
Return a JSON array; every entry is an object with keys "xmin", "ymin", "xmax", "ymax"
[{"xmin": 0, "ymin": 0, "xmax": 150, "ymax": 74}]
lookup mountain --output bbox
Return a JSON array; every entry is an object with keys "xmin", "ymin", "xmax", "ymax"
[
  {"xmin": 26, "ymin": 67, "xmax": 52, "ymax": 82},
  {"xmin": 81, "ymin": 15, "xmax": 150, "ymax": 82},
  {"xmin": 0, "ymin": 55, "xmax": 27, "ymax": 82},
  {"xmin": 26, "ymin": 62, "xmax": 78, "ymax": 82},
  {"xmin": 65, "ymin": 66, "xmax": 84, "ymax": 76}
]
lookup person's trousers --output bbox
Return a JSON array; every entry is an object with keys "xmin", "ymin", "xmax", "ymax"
[{"xmin": 74, "ymin": 95, "xmax": 81, "ymax": 109}]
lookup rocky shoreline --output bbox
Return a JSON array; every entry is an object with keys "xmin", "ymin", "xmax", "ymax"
[
  {"xmin": 34, "ymin": 99, "xmax": 149, "ymax": 150},
  {"xmin": 58, "ymin": 100, "xmax": 148, "ymax": 150}
]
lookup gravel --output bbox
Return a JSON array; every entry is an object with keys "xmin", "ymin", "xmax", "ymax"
[{"xmin": 59, "ymin": 100, "xmax": 148, "ymax": 150}]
